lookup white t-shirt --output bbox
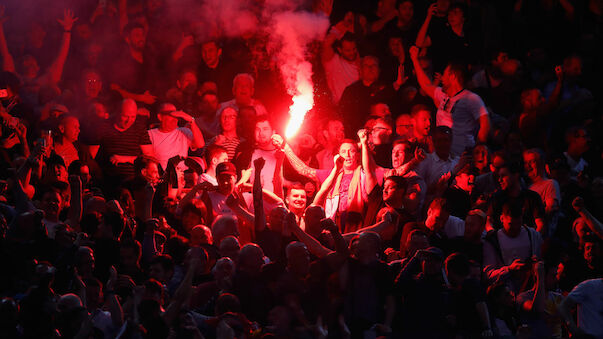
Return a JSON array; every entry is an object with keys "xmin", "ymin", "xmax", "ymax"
[
  {"xmin": 207, "ymin": 191, "xmax": 235, "ymax": 219},
  {"xmin": 529, "ymin": 178, "xmax": 561, "ymax": 211},
  {"xmin": 433, "ymin": 87, "xmax": 488, "ymax": 156},
  {"xmin": 148, "ymin": 128, "xmax": 193, "ymax": 170},
  {"xmin": 323, "ymin": 54, "xmax": 359, "ymax": 104},
  {"xmin": 250, "ymin": 149, "xmax": 279, "ymax": 194},
  {"xmin": 567, "ymin": 279, "xmax": 603, "ymax": 337}
]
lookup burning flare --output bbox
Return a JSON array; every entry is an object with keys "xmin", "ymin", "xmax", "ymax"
[{"xmin": 284, "ymin": 64, "xmax": 314, "ymax": 139}]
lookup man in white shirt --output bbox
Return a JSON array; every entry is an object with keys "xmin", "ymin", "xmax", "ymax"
[
  {"xmin": 409, "ymin": 46, "xmax": 490, "ymax": 156},
  {"xmin": 322, "ymin": 23, "xmax": 360, "ymax": 104},
  {"xmin": 199, "ymin": 144, "xmax": 228, "ymax": 186},
  {"xmin": 147, "ymin": 103, "xmax": 205, "ymax": 170}
]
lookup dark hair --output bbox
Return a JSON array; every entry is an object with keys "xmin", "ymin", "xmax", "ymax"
[
  {"xmin": 123, "ymin": 22, "xmax": 145, "ymax": 35},
  {"xmin": 134, "ymin": 155, "xmax": 159, "ymax": 174},
  {"xmin": 500, "ymin": 160, "xmax": 522, "ymax": 174},
  {"xmin": 429, "ymin": 197, "xmax": 450, "ymax": 213},
  {"xmin": 254, "ymin": 114, "xmax": 272, "ymax": 128},
  {"xmin": 501, "ymin": 200, "xmax": 523, "ymax": 218},
  {"xmin": 446, "ymin": 62, "xmax": 468, "ymax": 85},
  {"xmin": 410, "ymin": 104, "xmax": 431, "ymax": 118},
  {"xmin": 385, "ymin": 175, "xmax": 408, "ymax": 192},
  {"xmin": 445, "ymin": 252, "xmax": 470, "ymax": 277},
  {"xmin": 205, "ymin": 144, "xmax": 228, "ymax": 166},
  {"xmin": 67, "ymin": 160, "xmax": 85, "ymax": 176},
  {"xmin": 150, "ymin": 254, "xmax": 175, "ymax": 272}
]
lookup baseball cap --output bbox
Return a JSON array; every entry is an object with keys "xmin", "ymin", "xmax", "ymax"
[{"xmin": 216, "ymin": 162, "xmax": 236, "ymax": 177}]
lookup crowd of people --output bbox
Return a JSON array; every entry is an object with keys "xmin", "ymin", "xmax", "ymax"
[{"xmin": 0, "ymin": 0, "xmax": 602, "ymax": 338}]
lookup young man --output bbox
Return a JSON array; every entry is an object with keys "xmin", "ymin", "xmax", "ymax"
[
  {"xmin": 199, "ymin": 144, "xmax": 228, "ymax": 186},
  {"xmin": 409, "ymin": 45, "xmax": 490, "ymax": 156}
]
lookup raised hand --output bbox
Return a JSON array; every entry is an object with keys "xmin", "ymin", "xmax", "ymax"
[
  {"xmin": 427, "ymin": 3, "xmax": 438, "ymax": 17},
  {"xmin": 555, "ymin": 65, "xmax": 564, "ymax": 81},
  {"xmin": 271, "ymin": 134, "xmax": 285, "ymax": 149},
  {"xmin": 409, "ymin": 45, "xmax": 420, "ymax": 61},
  {"xmin": 572, "ymin": 196, "xmax": 584, "ymax": 213},
  {"xmin": 169, "ymin": 110, "xmax": 194, "ymax": 123},
  {"xmin": 57, "ymin": 9, "xmax": 78, "ymax": 31},
  {"xmin": 357, "ymin": 129, "xmax": 368, "ymax": 145},
  {"xmin": 253, "ymin": 157, "xmax": 266, "ymax": 170},
  {"xmin": 139, "ymin": 90, "xmax": 157, "ymax": 105},
  {"xmin": 334, "ymin": 154, "xmax": 344, "ymax": 170}
]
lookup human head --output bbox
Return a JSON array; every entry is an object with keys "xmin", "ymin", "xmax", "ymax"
[
  {"xmin": 124, "ymin": 23, "xmax": 146, "ymax": 51},
  {"xmin": 254, "ymin": 115, "xmax": 274, "ymax": 149},
  {"xmin": 520, "ymin": 88, "xmax": 545, "ymax": 111},
  {"xmin": 397, "ymin": 0, "xmax": 414, "ymax": 22},
  {"xmin": 370, "ymin": 103, "xmax": 392, "ymax": 119},
  {"xmin": 352, "ymin": 232, "xmax": 382, "ymax": 264},
  {"xmin": 286, "ymin": 242, "xmax": 311, "ymax": 277},
  {"xmin": 117, "ymin": 99, "xmax": 138, "ymax": 130},
  {"xmin": 500, "ymin": 201, "xmax": 523, "ymax": 237},
  {"xmin": 149, "ymin": 255, "xmax": 175, "ymax": 284},
  {"xmin": 157, "ymin": 102, "xmax": 180, "ymax": 132},
  {"xmin": 68, "ymin": 161, "xmax": 91, "ymax": 187},
  {"xmin": 81, "ymin": 69, "xmax": 102, "ymax": 99},
  {"xmin": 134, "ymin": 156, "xmax": 160, "ymax": 185},
  {"xmin": 420, "ymin": 247, "xmax": 444, "ymax": 276},
  {"xmin": 403, "ymin": 229, "xmax": 429, "ymax": 258},
  {"xmin": 523, "ymin": 149, "xmax": 545, "ymax": 181},
  {"xmin": 20, "ymin": 54, "xmax": 40, "ymax": 79},
  {"xmin": 232, "ymin": 73, "xmax": 255, "ymax": 106},
  {"xmin": 237, "ymin": 243, "xmax": 264, "ymax": 275},
  {"xmin": 303, "ymin": 205, "xmax": 325, "ymax": 237},
  {"xmin": 445, "ymin": 252, "xmax": 470, "ymax": 286},
  {"xmin": 425, "ymin": 198, "xmax": 450, "ymax": 233},
  {"xmin": 338, "ymin": 139, "xmax": 360, "ymax": 171},
  {"xmin": 447, "ymin": 3, "xmax": 467, "ymax": 27},
  {"xmin": 395, "ymin": 114, "xmax": 413, "ymax": 139},
  {"xmin": 360, "ymin": 56, "xmax": 380, "ymax": 84},
  {"xmin": 119, "ymin": 239, "xmax": 142, "ymax": 269},
  {"xmin": 75, "ymin": 246, "xmax": 95, "ymax": 278},
  {"xmin": 562, "ymin": 54, "xmax": 582, "ymax": 81},
  {"xmin": 201, "ymin": 40, "xmax": 222, "ymax": 68},
  {"xmin": 205, "ymin": 144, "xmax": 229, "ymax": 171},
  {"xmin": 212, "ymin": 215, "xmax": 239, "ymax": 245},
  {"xmin": 370, "ymin": 117, "xmax": 393, "ymax": 146},
  {"xmin": 433, "ymin": 126, "xmax": 453, "ymax": 159},
  {"xmin": 337, "ymin": 33, "xmax": 358, "ymax": 62},
  {"xmin": 464, "ymin": 209, "xmax": 486, "ymax": 241},
  {"xmin": 323, "ymin": 118, "xmax": 345, "ymax": 147},
  {"xmin": 286, "ymin": 184, "xmax": 307, "ymax": 216},
  {"xmin": 454, "ymin": 165, "xmax": 478, "ymax": 194},
  {"xmin": 216, "ymin": 162, "xmax": 237, "ymax": 195},
  {"xmin": 190, "ymin": 225, "xmax": 213, "ymax": 246},
  {"xmin": 199, "ymin": 91, "xmax": 219, "ymax": 116},
  {"xmin": 391, "ymin": 140, "xmax": 413, "ymax": 169},
  {"xmin": 219, "ymin": 236, "xmax": 240, "ymax": 261},
  {"xmin": 442, "ymin": 63, "xmax": 467, "ymax": 92},
  {"xmin": 58, "ymin": 115, "xmax": 80, "ymax": 143},
  {"xmin": 220, "ymin": 107, "xmax": 238, "ymax": 134},
  {"xmin": 410, "ymin": 104, "xmax": 431, "ymax": 138},
  {"xmin": 473, "ymin": 144, "xmax": 489, "ymax": 172},
  {"xmin": 176, "ymin": 69, "xmax": 198, "ymax": 93},
  {"xmin": 497, "ymin": 161, "xmax": 521, "ymax": 192},
  {"xmin": 383, "ymin": 175, "xmax": 407, "ymax": 207},
  {"xmin": 565, "ymin": 126, "xmax": 590, "ymax": 157}
]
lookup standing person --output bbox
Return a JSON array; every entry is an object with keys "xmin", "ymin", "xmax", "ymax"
[
  {"xmin": 315, "ymin": 118, "xmax": 345, "ymax": 171},
  {"xmin": 322, "ymin": 16, "xmax": 360, "ymax": 104},
  {"xmin": 147, "ymin": 103, "xmax": 204, "ymax": 170},
  {"xmin": 207, "ymin": 106, "xmax": 240, "ymax": 161},
  {"xmin": 53, "ymin": 115, "xmax": 81, "ymax": 167},
  {"xmin": 91, "ymin": 99, "xmax": 154, "ymax": 190},
  {"xmin": 217, "ymin": 74, "xmax": 267, "ymax": 120},
  {"xmin": 409, "ymin": 45, "xmax": 490, "ymax": 156},
  {"xmin": 408, "ymin": 104, "xmax": 434, "ymax": 153},
  {"xmin": 199, "ymin": 145, "xmax": 228, "ymax": 186},
  {"xmin": 559, "ymin": 278, "xmax": 603, "ymax": 339}
]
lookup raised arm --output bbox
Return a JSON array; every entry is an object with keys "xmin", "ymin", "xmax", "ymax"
[
  {"xmin": 543, "ymin": 66, "xmax": 564, "ymax": 112},
  {"xmin": 0, "ymin": 6, "xmax": 16, "ymax": 73},
  {"xmin": 288, "ymin": 213, "xmax": 332, "ymax": 258},
  {"xmin": 272, "ymin": 134, "xmax": 318, "ymax": 181},
  {"xmin": 171, "ymin": 110, "xmax": 205, "ymax": 149},
  {"xmin": 312, "ymin": 155, "xmax": 343, "ymax": 207},
  {"xmin": 43, "ymin": 10, "xmax": 78, "ymax": 85},
  {"xmin": 322, "ymin": 15, "xmax": 354, "ymax": 63},
  {"xmin": 415, "ymin": 3, "xmax": 437, "ymax": 48},
  {"xmin": 253, "ymin": 157, "xmax": 267, "ymax": 233},
  {"xmin": 573, "ymin": 197, "xmax": 603, "ymax": 240},
  {"xmin": 409, "ymin": 46, "xmax": 436, "ymax": 98},
  {"xmin": 358, "ymin": 129, "xmax": 379, "ymax": 193}
]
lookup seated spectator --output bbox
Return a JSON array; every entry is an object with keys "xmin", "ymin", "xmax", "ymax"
[
  {"xmin": 217, "ymin": 73, "xmax": 268, "ymax": 121},
  {"xmin": 207, "ymin": 106, "xmax": 240, "ymax": 161}
]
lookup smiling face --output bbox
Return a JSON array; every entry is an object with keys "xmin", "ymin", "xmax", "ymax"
[
  {"xmin": 117, "ymin": 100, "xmax": 138, "ymax": 130},
  {"xmin": 286, "ymin": 188, "xmax": 307, "ymax": 214},
  {"xmin": 523, "ymin": 152, "xmax": 541, "ymax": 181}
]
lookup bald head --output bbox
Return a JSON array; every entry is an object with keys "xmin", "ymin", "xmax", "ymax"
[{"xmin": 117, "ymin": 99, "xmax": 138, "ymax": 130}]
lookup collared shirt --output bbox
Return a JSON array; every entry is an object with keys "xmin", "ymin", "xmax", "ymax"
[
  {"xmin": 433, "ymin": 87, "xmax": 488, "ymax": 156},
  {"xmin": 416, "ymin": 152, "xmax": 459, "ymax": 188}
]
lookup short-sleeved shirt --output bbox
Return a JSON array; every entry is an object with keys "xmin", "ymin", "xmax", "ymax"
[
  {"xmin": 529, "ymin": 179, "xmax": 561, "ymax": 211},
  {"xmin": 487, "ymin": 189, "xmax": 545, "ymax": 231},
  {"xmin": 148, "ymin": 127, "xmax": 193, "ymax": 170},
  {"xmin": 96, "ymin": 118, "xmax": 151, "ymax": 179},
  {"xmin": 415, "ymin": 152, "xmax": 459, "ymax": 188},
  {"xmin": 433, "ymin": 87, "xmax": 488, "ymax": 156},
  {"xmin": 567, "ymin": 279, "xmax": 603, "ymax": 337},
  {"xmin": 323, "ymin": 54, "xmax": 360, "ymax": 104}
]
